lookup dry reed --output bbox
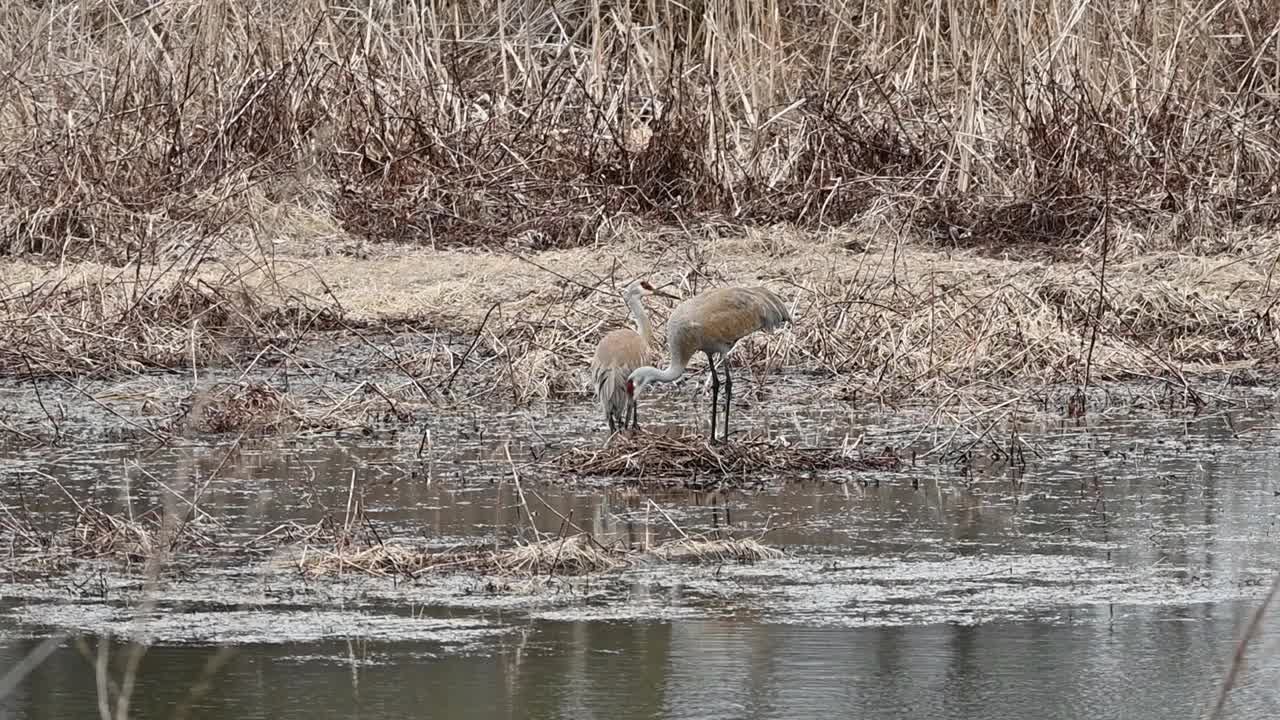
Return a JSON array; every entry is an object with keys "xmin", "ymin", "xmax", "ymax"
[{"xmin": 3, "ymin": 0, "xmax": 1277, "ymax": 259}]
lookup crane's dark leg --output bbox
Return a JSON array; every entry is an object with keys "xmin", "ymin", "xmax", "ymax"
[
  {"xmin": 706, "ymin": 351, "xmax": 720, "ymax": 443},
  {"xmin": 628, "ymin": 398, "xmax": 638, "ymax": 431},
  {"xmin": 722, "ymin": 353, "xmax": 733, "ymax": 443},
  {"xmin": 607, "ymin": 410, "xmax": 617, "ymax": 433}
]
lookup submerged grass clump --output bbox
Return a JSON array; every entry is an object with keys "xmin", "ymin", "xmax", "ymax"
[
  {"xmin": 279, "ymin": 487, "xmax": 784, "ymax": 580},
  {"xmin": 290, "ymin": 531, "xmax": 784, "ymax": 579},
  {"xmin": 169, "ymin": 378, "xmax": 423, "ymax": 436},
  {"xmin": 285, "ymin": 527, "xmax": 624, "ymax": 578},
  {"xmin": 650, "ymin": 536, "xmax": 786, "ymax": 565},
  {"xmin": 554, "ymin": 430, "xmax": 902, "ymax": 482},
  {"xmin": 1, "ymin": 496, "xmax": 215, "ymax": 575},
  {"xmin": 493, "ymin": 535, "xmax": 622, "ymax": 576},
  {"xmin": 69, "ymin": 506, "xmax": 212, "ymax": 566}
]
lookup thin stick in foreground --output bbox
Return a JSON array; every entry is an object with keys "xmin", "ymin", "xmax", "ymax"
[
  {"xmin": 1207, "ymin": 570, "xmax": 1280, "ymax": 720},
  {"xmin": 505, "ymin": 442, "xmax": 542, "ymax": 542}
]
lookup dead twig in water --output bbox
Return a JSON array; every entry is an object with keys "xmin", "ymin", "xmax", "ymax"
[
  {"xmin": 31, "ymin": 359, "xmax": 168, "ymax": 444},
  {"xmin": 22, "ymin": 356, "xmax": 59, "ymax": 443},
  {"xmin": 647, "ymin": 499, "xmax": 690, "ymax": 540},
  {"xmin": 505, "ymin": 442, "xmax": 542, "ymax": 542},
  {"xmin": 441, "ymin": 302, "xmax": 500, "ymax": 393},
  {"xmin": 1207, "ymin": 570, "xmax": 1280, "ymax": 720}
]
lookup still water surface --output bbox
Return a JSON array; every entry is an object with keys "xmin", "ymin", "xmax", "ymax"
[
  {"xmin": 2, "ymin": 374, "xmax": 1280, "ymax": 718},
  {"xmin": 4, "ymin": 608, "xmax": 1279, "ymax": 719}
]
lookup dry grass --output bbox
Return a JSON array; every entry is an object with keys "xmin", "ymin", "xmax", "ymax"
[
  {"xmin": 194, "ymin": 223, "xmax": 1278, "ymax": 408},
  {"xmin": 650, "ymin": 536, "xmax": 786, "ymax": 564},
  {"xmin": 5, "ymin": 223, "xmax": 1276, "ymax": 410},
  {"xmin": 291, "ymin": 531, "xmax": 784, "ymax": 579},
  {"xmin": 3, "ymin": 0, "xmax": 1279, "ymax": 259},
  {"xmin": 0, "ymin": 0, "xmax": 1279, "ymax": 408},
  {"xmin": 555, "ymin": 429, "xmax": 902, "ymax": 482},
  {"xmin": 68, "ymin": 505, "xmax": 213, "ymax": 566},
  {"xmin": 0, "ymin": 257, "xmax": 344, "ymax": 378}
]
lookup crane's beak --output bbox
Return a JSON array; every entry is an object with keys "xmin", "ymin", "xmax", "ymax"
[{"xmin": 640, "ymin": 281, "xmax": 679, "ymax": 300}]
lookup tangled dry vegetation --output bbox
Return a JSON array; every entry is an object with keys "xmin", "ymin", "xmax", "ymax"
[
  {"xmin": 0, "ymin": 259, "xmax": 344, "ymax": 378},
  {"xmin": 427, "ymin": 222, "xmax": 1280, "ymax": 407},
  {"xmin": 555, "ymin": 429, "xmax": 902, "ymax": 485},
  {"xmin": 4, "ymin": 0, "xmax": 1279, "ymax": 256},
  {"xmin": 2, "ymin": 0, "xmax": 1280, "ymax": 402},
  {"xmin": 1, "ymin": 492, "xmax": 216, "ymax": 575}
]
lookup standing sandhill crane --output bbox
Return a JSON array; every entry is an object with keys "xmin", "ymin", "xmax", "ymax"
[
  {"xmin": 627, "ymin": 286, "xmax": 791, "ymax": 443},
  {"xmin": 590, "ymin": 280, "xmax": 677, "ymax": 433}
]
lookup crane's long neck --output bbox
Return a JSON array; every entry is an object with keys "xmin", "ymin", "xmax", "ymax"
[
  {"xmin": 634, "ymin": 355, "xmax": 687, "ymax": 386},
  {"xmin": 625, "ymin": 292, "xmax": 655, "ymax": 346},
  {"xmin": 651, "ymin": 359, "xmax": 686, "ymax": 382}
]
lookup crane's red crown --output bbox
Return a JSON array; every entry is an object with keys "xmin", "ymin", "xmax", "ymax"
[{"xmin": 626, "ymin": 379, "xmax": 635, "ymax": 396}]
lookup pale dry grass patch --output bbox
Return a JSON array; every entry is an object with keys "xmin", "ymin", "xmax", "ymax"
[
  {"xmin": 292, "ymin": 531, "xmax": 783, "ymax": 579},
  {"xmin": 5, "ymin": 219, "xmax": 1273, "ymax": 400},
  {"xmin": 650, "ymin": 536, "xmax": 786, "ymax": 564},
  {"xmin": 0, "ymin": 252, "xmax": 343, "ymax": 377}
]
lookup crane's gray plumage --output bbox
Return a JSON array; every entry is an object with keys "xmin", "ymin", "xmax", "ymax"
[{"xmin": 629, "ymin": 285, "xmax": 792, "ymax": 443}]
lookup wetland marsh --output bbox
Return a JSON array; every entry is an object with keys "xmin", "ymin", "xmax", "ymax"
[
  {"xmin": 7, "ymin": 0, "xmax": 1280, "ymax": 714},
  {"xmin": 4, "ymin": 360, "xmax": 1280, "ymax": 718}
]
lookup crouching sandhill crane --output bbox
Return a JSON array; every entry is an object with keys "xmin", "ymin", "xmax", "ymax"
[
  {"xmin": 589, "ymin": 280, "xmax": 677, "ymax": 433},
  {"xmin": 628, "ymin": 286, "xmax": 792, "ymax": 443}
]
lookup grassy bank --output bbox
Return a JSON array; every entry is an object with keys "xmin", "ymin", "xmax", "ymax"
[
  {"xmin": 1, "ymin": 0, "xmax": 1279, "ymax": 405},
  {"xmin": 2, "ymin": 227, "xmax": 1275, "ymax": 408}
]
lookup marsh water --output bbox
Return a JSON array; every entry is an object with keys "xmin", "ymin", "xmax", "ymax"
[{"xmin": 3, "ymin": 365, "xmax": 1280, "ymax": 718}]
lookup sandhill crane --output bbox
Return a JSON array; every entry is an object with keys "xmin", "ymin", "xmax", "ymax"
[
  {"xmin": 628, "ymin": 286, "xmax": 791, "ymax": 443},
  {"xmin": 589, "ymin": 280, "xmax": 677, "ymax": 433}
]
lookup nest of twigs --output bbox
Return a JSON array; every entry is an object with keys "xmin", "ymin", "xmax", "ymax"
[{"xmin": 554, "ymin": 431, "xmax": 902, "ymax": 480}]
